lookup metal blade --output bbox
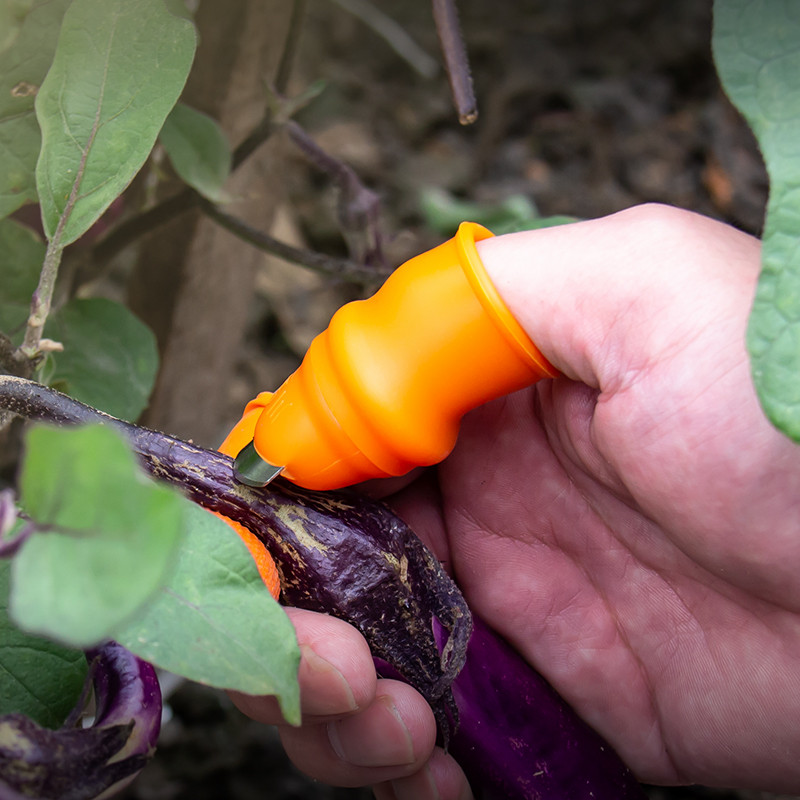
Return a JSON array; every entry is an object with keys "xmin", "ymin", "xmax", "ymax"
[{"xmin": 233, "ymin": 441, "xmax": 284, "ymax": 488}]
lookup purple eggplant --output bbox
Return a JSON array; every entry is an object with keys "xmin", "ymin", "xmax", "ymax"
[
  {"xmin": 444, "ymin": 616, "xmax": 643, "ymax": 799},
  {"xmin": 0, "ymin": 641, "xmax": 161, "ymax": 800},
  {"xmin": 0, "ymin": 376, "xmax": 645, "ymax": 799},
  {"xmin": 0, "ymin": 376, "xmax": 469, "ymax": 740}
]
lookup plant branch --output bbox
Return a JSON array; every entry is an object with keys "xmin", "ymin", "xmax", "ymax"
[
  {"xmin": 431, "ymin": 0, "xmax": 477, "ymax": 125},
  {"xmin": 198, "ymin": 198, "xmax": 388, "ymax": 281},
  {"xmin": 91, "ymin": 188, "xmax": 197, "ymax": 267},
  {"xmin": 274, "ymin": 0, "xmax": 308, "ymax": 96},
  {"xmin": 286, "ymin": 120, "xmax": 386, "ymax": 269},
  {"xmin": 20, "ymin": 239, "xmax": 63, "ymax": 359},
  {"xmin": 331, "ymin": 0, "xmax": 438, "ymax": 79}
]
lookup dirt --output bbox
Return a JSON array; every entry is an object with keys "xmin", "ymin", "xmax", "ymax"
[{"xmin": 120, "ymin": 1, "xmax": 786, "ymax": 798}]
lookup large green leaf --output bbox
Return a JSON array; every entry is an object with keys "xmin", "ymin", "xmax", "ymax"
[
  {"xmin": 35, "ymin": 0, "xmax": 196, "ymax": 246},
  {"xmin": 0, "ymin": 559, "xmax": 88, "ymax": 729},
  {"xmin": 10, "ymin": 424, "xmax": 186, "ymax": 647},
  {"xmin": 160, "ymin": 103, "xmax": 232, "ymax": 202},
  {"xmin": 0, "ymin": 0, "xmax": 69, "ymax": 220},
  {"xmin": 44, "ymin": 297, "xmax": 159, "ymax": 421},
  {"xmin": 114, "ymin": 504, "xmax": 301, "ymax": 724},
  {"xmin": 713, "ymin": 0, "xmax": 800, "ymax": 439},
  {"xmin": 0, "ymin": 218, "xmax": 45, "ymax": 338}
]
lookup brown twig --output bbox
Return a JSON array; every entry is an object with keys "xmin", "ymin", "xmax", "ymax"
[
  {"xmin": 198, "ymin": 198, "xmax": 388, "ymax": 282},
  {"xmin": 274, "ymin": 0, "xmax": 308, "ymax": 96},
  {"xmin": 90, "ymin": 189, "xmax": 196, "ymax": 268},
  {"xmin": 331, "ymin": 0, "xmax": 438, "ymax": 79},
  {"xmin": 431, "ymin": 0, "xmax": 477, "ymax": 125},
  {"xmin": 286, "ymin": 121, "xmax": 386, "ymax": 269}
]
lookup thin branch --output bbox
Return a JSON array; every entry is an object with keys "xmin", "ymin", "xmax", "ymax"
[
  {"xmin": 275, "ymin": 0, "xmax": 308, "ymax": 96},
  {"xmin": 432, "ymin": 0, "xmax": 477, "ymax": 125},
  {"xmin": 286, "ymin": 120, "xmax": 386, "ymax": 269},
  {"xmin": 330, "ymin": 0, "xmax": 439, "ymax": 79},
  {"xmin": 20, "ymin": 241, "xmax": 63, "ymax": 358},
  {"xmin": 91, "ymin": 188, "xmax": 196, "ymax": 267},
  {"xmin": 198, "ymin": 198, "xmax": 388, "ymax": 282}
]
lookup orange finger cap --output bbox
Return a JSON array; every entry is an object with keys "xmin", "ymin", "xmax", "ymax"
[{"xmin": 248, "ymin": 222, "xmax": 557, "ymax": 490}]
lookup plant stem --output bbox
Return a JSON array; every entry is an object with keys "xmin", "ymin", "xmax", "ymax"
[
  {"xmin": 198, "ymin": 199, "xmax": 388, "ymax": 281},
  {"xmin": 20, "ymin": 239, "xmax": 64, "ymax": 359},
  {"xmin": 274, "ymin": 0, "xmax": 308, "ymax": 96},
  {"xmin": 91, "ymin": 189, "xmax": 196, "ymax": 267},
  {"xmin": 432, "ymin": 0, "xmax": 477, "ymax": 125},
  {"xmin": 331, "ymin": 0, "xmax": 438, "ymax": 79},
  {"xmin": 286, "ymin": 121, "xmax": 386, "ymax": 269}
]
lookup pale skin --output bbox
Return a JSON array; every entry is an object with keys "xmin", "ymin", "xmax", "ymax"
[{"xmin": 230, "ymin": 204, "xmax": 800, "ymax": 799}]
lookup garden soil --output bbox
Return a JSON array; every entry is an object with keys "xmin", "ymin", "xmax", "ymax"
[{"xmin": 120, "ymin": 1, "xmax": 791, "ymax": 799}]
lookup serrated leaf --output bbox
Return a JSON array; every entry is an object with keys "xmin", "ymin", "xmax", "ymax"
[
  {"xmin": 0, "ymin": 0, "xmax": 70, "ymax": 219},
  {"xmin": 44, "ymin": 297, "xmax": 158, "ymax": 421},
  {"xmin": 160, "ymin": 103, "xmax": 232, "ymax": 202},
  {"xmin": 0, "ymin": 218, "xmax": 44, "ymax": 338},
  {"xmin": 35, "ymin": 0, "xmax": 196, "ymax": 246},
  {"xmin": 10, "ymin": 424, "xmax": 186, "ymax": 647},
  {"xmin": 114, "ymin": 504, "xmax": 301, "ymax": 725},
  {"xmin": 713, "ymin": 0, "xmax": 800, "ymax": 439},
  {"xmin": 0, "ymin": 559, "xmax": 87, "ymax": 729}
]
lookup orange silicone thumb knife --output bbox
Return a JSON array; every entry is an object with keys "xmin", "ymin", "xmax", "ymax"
[{"xmin": 223, "ymin": 221, "xmax": 559, "ymax": 492}]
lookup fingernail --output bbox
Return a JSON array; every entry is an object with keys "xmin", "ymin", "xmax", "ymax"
[
  {"xmin": 328, "ymin": 695, "xmax": 415, "ymax": 767},
  {"xmin": 300, "ymin": 644, "xmax": 358, "ymax": 716}
]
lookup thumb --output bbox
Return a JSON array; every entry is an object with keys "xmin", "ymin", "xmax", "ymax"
[{"xmin": 476, "ymin": 204, "xmax": 761, "ymax": 393}]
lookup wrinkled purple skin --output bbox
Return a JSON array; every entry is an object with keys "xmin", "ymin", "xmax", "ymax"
[
  {"xmin": 0, "ymin": 642, "xmax": 160, "ymax": 800},
  {"xmin": 0, "ymin": 377, "xmax": 645, "ymax": 799}
]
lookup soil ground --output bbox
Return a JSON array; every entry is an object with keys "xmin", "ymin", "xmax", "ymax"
[{"xmin": 120, "ymin": 1, "xmax": 790, "ymax": 798}]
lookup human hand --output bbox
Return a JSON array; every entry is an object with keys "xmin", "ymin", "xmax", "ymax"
[{"xmin": 232, "ymin": 204, "xmax": 800, "ymax": 798}]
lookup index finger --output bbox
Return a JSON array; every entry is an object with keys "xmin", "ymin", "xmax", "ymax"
[{"xmin": 229, "ymin": 607, "xmax": 377, "ymax": 725}]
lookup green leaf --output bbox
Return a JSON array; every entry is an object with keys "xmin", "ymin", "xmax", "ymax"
[
  {"xmin": 115, "ymin": 504, "xmax": 301, "ymax": 724},
  {"xmin": 35, "ymin": 0, "xmax": 196, "ymax": 246},
  {"xmin": 0, "ymin": 0, "xmax": 69, "ymax": 220},
  {"xmin": 0, "ymin": 559, "xmax": 88, "ymax": 729},
  {"xmin": 419, "ymin": 188, "xmax": 575, "ymax": 236},
  {"xmin": 160, "ymin": 103, "xmax": 232, "ymax": 202},
  {"xmin": 713, "ymin": 0, "xmax": 800, "ymax": 439},
  {"xmin": 10, "ymin": 424, "xmax": 186, "ymax": 647},
  {"xmin": 44, "ymin": 297, "xmax": 159, "ymax": 421},
  {"xmin": 0, "ymin": 218, "xmax": 45, "ymax": 338}
]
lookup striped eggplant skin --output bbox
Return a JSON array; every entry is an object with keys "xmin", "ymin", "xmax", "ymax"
[
  {"xmin": 0, "ymin": 377, "xmax": 469, "ymax": 740},
  {"xmin": 0, "ymin": 642, "xmax": 160, "ymax": 800},
  {"xmin": 0, "ymin": 377, "xmax": 645, "ymax": 798}
]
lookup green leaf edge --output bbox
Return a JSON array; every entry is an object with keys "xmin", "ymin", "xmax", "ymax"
[{"xmin": 713, "ymin": 0, "xmax": 800, "ymax": 440}]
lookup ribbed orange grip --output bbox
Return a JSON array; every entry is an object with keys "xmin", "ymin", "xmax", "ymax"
[{"xmin": 237, "ymin": 222, "xmax": 557, "ymax": 490}]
